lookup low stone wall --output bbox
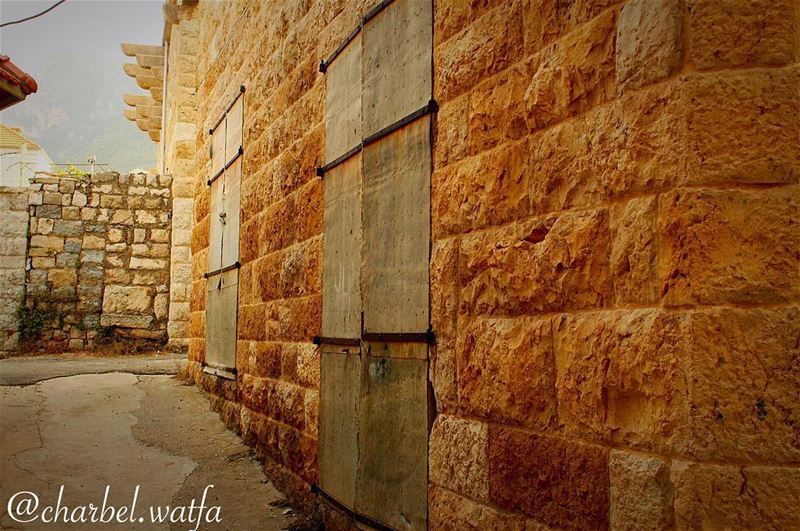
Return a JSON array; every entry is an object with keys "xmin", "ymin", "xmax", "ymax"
[
  {"xmin": 0, "ymin": 187, "xmax": 30, "ymax": 355},
  {"xmin": 22, "ymin": 172, "xmax": 173, "ymax": 352}
]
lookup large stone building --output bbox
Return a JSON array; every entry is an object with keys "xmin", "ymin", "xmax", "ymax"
[{"xmin": 124, "ymin": 0, "xmax": 800, "ymax": 528}]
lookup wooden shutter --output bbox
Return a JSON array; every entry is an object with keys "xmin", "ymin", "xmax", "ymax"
[
  {"xmin": 205, "ymin": 88, "xmax": 244, "ymax": 375},
  {"xmin": 317, "ymin": 1, "xmax": 433, "ymax": 529}
]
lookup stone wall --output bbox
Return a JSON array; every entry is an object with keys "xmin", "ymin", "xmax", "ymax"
[
  {"xmin": 178, "ymin": 0, "xmax": 800, "ymax": 528},
  {"xmin": 162, "ymin": 5, "xmax": 200, "ymax": 348},
  {"xmin": 23, "ymin": 172, "xmax": 172, "ymax": 351},
  {"xmin": 0, "ymin": 187, "xmax": 30, "ymax": 355},
  {"xmin": 187, "ymin": 0, "xmax": 329, "ymax": 506},
  {"xmin": 428, "ymin": 0, "xmax": 800, "ymax": 529}
]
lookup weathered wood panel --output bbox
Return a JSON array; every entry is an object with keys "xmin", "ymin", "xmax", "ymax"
[
  {"xmin": 226, "ymin": 96, "xmax": 243, "ymax": 161},
  {"xmin": 321, "ymin": 155, "xmax": 362, "ymax": 338},
  {"xmin": 362, "ymin": 117, "xmax": 430, "ymax": 334},
  {"xmin": 362, "ymin": 0, "xmax": 432, "ymax": 137},
  {"xmin": 355, "ymin": 346, "xmax": 429, "ymax": 530},
  {"xmin": 221, "ymin": 159, "xmax": 241, "ymax": 267},
  {"xmin": 319, "ymin": 347, "xmax": 362, "ymax": 509},
  {"xmin": 325, "ymin": 36, "xmax": 362, "ymax": 162},
  {"xmin": 208, "ymin": 177, "xmax": 224, "ymax": 273},
  {"xmin": 206, "ymin": 268, "xmax": 238, "ymax": 369},
  {"xmin": 211, "ymin": 121, "xmax": 226, "ymax": 176}
]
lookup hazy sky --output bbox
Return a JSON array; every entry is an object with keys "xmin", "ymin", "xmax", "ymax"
[
  {"xmin": 0, "ymin": 0, "xmax": 163, "ymax": 79},
  {"xmin": 0, "ymin": 1, "xmax": 165, "ymax": 170}
]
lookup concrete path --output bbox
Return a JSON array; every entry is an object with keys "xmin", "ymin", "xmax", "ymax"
[{"xmin": 0, "ymin": 355, "xmax": 310, "ymax": 530}]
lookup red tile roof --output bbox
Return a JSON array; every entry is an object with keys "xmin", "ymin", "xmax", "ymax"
[{"xmin": 0, "ymin": 54, "xmax": 38, "ymax": 94}]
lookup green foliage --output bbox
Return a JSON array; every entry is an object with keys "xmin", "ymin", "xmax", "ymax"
[
  {"xmin": 51, "ymin": 164, "xmax": 86, "ymax": 177},
  {"xmin": 17, "ymin": 306, "xmax": 57, "ymax": 342}
]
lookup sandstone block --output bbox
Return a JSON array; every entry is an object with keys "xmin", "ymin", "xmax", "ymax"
[
  {"xmin": 35, "ymin": 205, "xmax": 61, "ymax": 219},
  {"xmin": 71, "ymin": 191, "xmax": 87, "ymax": 207},
  {"xmin": 31, "ymin": 257, "xmax": 55, "ymax": 269},
  {"xmin": 99, "ymin": 194, "xmax": 126, "ymax": 209},
  {"xmin": 31, "ymin": 234, "xmax": 64, "ymax": 250},
  {"xmin": 529, "ymin": 81, "xmax": 684, "ymax": 215},
  {"xmin": 430, "ymin": 239, "xmax": 459, "ymax": 409},
  {"xmin": 434, "ymin": 0, "xmax": 506, "ymax": 45},
  {"xmin": 43, "ymin": 192, "xmax": 61, "ymax": 205},
  {"xmin": 672, "ymin": 461, "xmax": 800, "ymax": 530},
  {"xmin": 154, "ymin": 293, "xmax": 169, "ymax": 320},
  {"xmin": 81, "ymin": 250, "xmax": 104, "ymax": 264},
  {"xmin": 686, "ymin": 68, "xmax": 800, "ymax": 185},
  {"xmin": 460, "ymin": 209, "xmax": 611, "ymax": 315},
  {"xmin": 62, "ymin": 206, "xmax": 80, "ymax": 220},
  {"xmin": 523, "ymin": 0, "xmax": 615, "ymax": 52},
  {"xmin": 429, "ymin": 415, "xmax": 489, "ymax": 501},
  {"xmin": 609, "ymin": 450, "xmax": 673, "ymax": 530},
  {"xmin": 433, "ymin": 140, "xmax": 529, "ymax": 238},
  {"xmin": 105, "ymin": 243, "xmax": 126, "ymax": 253},
  {"xmin": 616, "ymin": 0, "xmax": 682, "ymax": 91},
  {"xmin": 36, "ymin": 218, "xmax": 54, "ymax": 235},
  {"xmin": 432, "ymin": 93, "xmax": 468, "ymax": 169},
  {"xmin": 553, "ymin": 310, "xmax": 690, "ymax": 454},
  {"xmin": 107, "ymin": 228, "xmax": 124, "ymax": 243},
  {"xmin": 467, "ymin": 64, "xmax": 528, "ymax": 155},
  {"xmin": 610, "ymin": 196, "xmax": 658, "ymax": 304},
  {"xmin": 130, "ymin": 257, "xmax": 166, "ymax": 270},
  {"xmin": 110, "ymin": 210, "xmax": 133, "ymax": 225},
  {"xmin": 151, "ymin": 229, "xmax": 170, "ymax": 243},
  {"xmin": 659, "ymin": 187, "xmax": 799, "ymax": 306},
  {"xmin": 686, "ymin": 307, "xmax": 800, "ymax": 463},
  {"xmin": 489, "ymin": 426, "xmax": 609, "ymax": 530},
  {"xmin": 48, "ymin": 268, "xmax": 77, "ymax": 287},
  {"xmin": 64, "ymin": 239, "xmax": 80, "ymax": 253},
  {"xmin": 524, "ymin": 9, "xmax": 616, "ymax": 131},
  {"xmin": 100, "ymin": 314, "xmax": 153, "ymax": 329},
  {"xmin": 68, "ymin": 339, "xmax": 84, "ymax": 350},
  {"xmin": 102, "ymin": 285, "xmax": 152, "ymax": 314},
  {"xmin": 82, "ymin": 234, "xmax": 104, "ymax": 250},
  {"xmin": 58, "ymin": 180, "xmax": 75, "ymax": 193},
  {"xmin": 0, "ymin": 270, "xmax": 24, "ymax": 297},
  {"xmin": 135, "ymin": 210, "xmax": 158, "ymax": 224},
  {"xmin": 457, "ymin": 316, "xmax": 556, "ymax": 429},
  {"xmin": 688, "ymin": 0, "xmax": 799, "ymax": 68},
  {"xmin": 53, "ymin": 219, "xmax": 82, "ymax": 237},
  {"xmin": 429, "ymin": 486, "xmax": 530, "ymax": 531},
  {"xmin": 0, "ymin": 238, "xmax": 26, "ymax": 256},
  {"xmin": 56, "ymin": 253, "xmax": 79, "ymax": 268},
  {"xmin": 172, "ymin": 228, "xmax": 191, "ymax": 246},
  {"xmin": 434, "ymin": 1, "xmax": 524, "ymax": 102},
  {"xmin": 167, "ymin": 301, "xmax": 188, "ymax": 322}
]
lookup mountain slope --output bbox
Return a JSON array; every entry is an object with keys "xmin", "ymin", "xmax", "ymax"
[{"xmin": 0, "ymin": 52, "xmax": 156, "ymax": 173}]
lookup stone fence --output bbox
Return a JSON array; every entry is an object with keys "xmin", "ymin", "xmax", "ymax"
[
  {"xmin": 15, "ymin": 172, "xmax": 173, "ymax": 353},
  {"xmin": 0, "ymin": 187, "xmax": 30, "ymax": 354}
]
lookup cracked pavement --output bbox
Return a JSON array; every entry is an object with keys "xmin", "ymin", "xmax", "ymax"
[{"xmin": 0, "ymin": 355, "xmax": 306, "ymax": 530}]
